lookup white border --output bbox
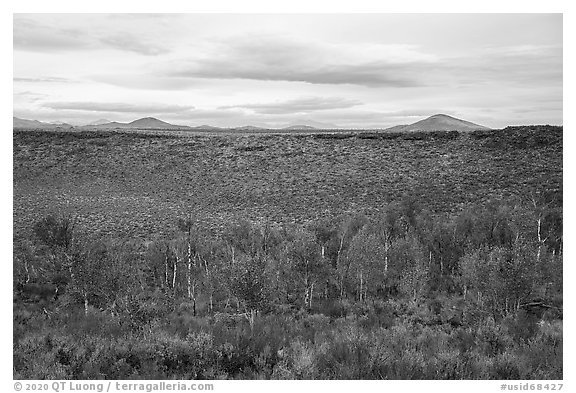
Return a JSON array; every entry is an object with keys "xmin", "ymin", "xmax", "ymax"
[{"xmin": 3, "ymin": 1, "xmax": 572, "ymax": 391}]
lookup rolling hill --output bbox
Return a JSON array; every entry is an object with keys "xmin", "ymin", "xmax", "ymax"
[
  {"xmin": 85, "ymin": 117, "xmax": 191, "ymax": 130},
  {"xmin": 191, "ymin": 125, "xmax": 223, "ymax": 131},
  {"xmin": 389, "ymin": 114, "xmax": 490, "ymax": 132},
  {"xmin": 285, "ymin": 120, "xmax": 341, "ymax": 129},
  {"xmin": 230, "ymin": 125, "xmax": 268, "ymax": 131},
  {"xmin": 283, "ymin": 125, "xmax": 318, "ymax": 130},
  {"xmin": 89, "ymin": 121, "xmax": 127, "ymax": 129},
  {"xmin": 127, "ymin": 117, "xmax": 188, "ymax": 129}
]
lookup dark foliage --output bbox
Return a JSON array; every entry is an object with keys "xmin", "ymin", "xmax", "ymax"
[{"xmin": 33, "ymin": 215, "xmax": 75, "ymax": 251}]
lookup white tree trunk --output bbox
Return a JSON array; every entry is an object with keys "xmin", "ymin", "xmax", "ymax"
[
  {"xmin": 309, "ymin": 282, "xmax": 314, "ymax": 309},
  {"xmin": 336, "ymin": 235, "xmax": 345, "ymax": 269},
  {"xmin": 187, "ymin": 238, "xmax": 192, "ymax": 298},
  {"xmin": 84, "ymin": 292, "xmax": 89, "ymax": 316},
  {"xmin": 536, "ymin": 217, "xmax": 548, "ymax": 263},
  {"xmin": 304, "ymin": 273, "xmax": 310, "ymax": 307},
  {"xmin": 203, "ymin": 256, "xmax": 211, "ymax": 314},
  {"xmin": 244, "ymin": 309, "xmax": 257, "ymax": 333},
  {"xmin": 172, "ymin": 254, "xmax": 178, "ymax": 291},
  {"xmin": 164, "ymin": 251, "xmax": 169, "ymax": 288},
  {"xmin": 192, "ymin": 282, "xmax": 197, "ymax": 316},
  {"xmin": 24, "ymin": 259, "xmax": 30, "ymax": 283},
  {"xmin": 359, "ymin": 270, "xmax": 363, "ymax": 301},
  {"xmin": 187, "ymin": 259, "xmax": 192, "ymax": 299}
]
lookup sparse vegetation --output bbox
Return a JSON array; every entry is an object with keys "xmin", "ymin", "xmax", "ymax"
[{"xmin": 13, "ymin": 126, "xmax": 562, "ymax": 380}]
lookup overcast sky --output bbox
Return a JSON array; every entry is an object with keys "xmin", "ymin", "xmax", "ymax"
[{"xmin": 13, "ymin": 13, "xmax": 562, "ymax": 128}]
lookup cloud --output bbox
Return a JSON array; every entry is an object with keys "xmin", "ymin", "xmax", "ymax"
[
  {"xmin": 14, "ymin": 16, "xmax": 168, "ymax": 56},
  {"xmin": 14, "ymin": 90, "xmax": 46, "ymax": 97},
  {"xmin": 14, "ymin": 18, "xmax": 90, "ymax": 51},
  {"xmin": 177, "ymin": 63, "xmax": 422, "ymax": 87},
  {"xmin": 87, "ymin": 35, "xmax": 561, "ymax": 92},
  {"xmin": 441, "ymin": 45, "xmax": 562, "ymax": 87},
  {"xmin": 98, "ymin": 34, "xmax": 169, "ymax": 56},
  {"xmin": 161, "ymin": 35, "xmax": 432, "ymax": 87},
  {"xmin": 14, "ymin": 76, "xmax": 75, "ymax": 83},
  {"xmin": 43, "ymin": 101, "xmax": 195, "ymax": 114},
  {"xmin": 157, "ymin": 36, "xmax": 561, "ymax": 90},
  {"xmin": 13, "ymin": 90, "xmax": 49, "ymax": 103},
  {"xmin": 220, "ymin": 96, "xmax": 362, "ymax": 114},
  {"xmin": 90, "ymin": 74, "xmax": 211, "ymax": 91},
  {"xmin": 378, "ymin": 109, "xmax": 448, "ymax": 118},
  {"xmin": 13, "ymin": 16, "xmax": 562, "ymax": 128}
]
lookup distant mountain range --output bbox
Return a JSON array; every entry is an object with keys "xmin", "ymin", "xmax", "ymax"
[
  {"xmin": 13, "ymin": 117, "xmax": 73, "ymax": 129},
  {"xmin": 13, "ymin": 114, "xmax": 491, "ymax": 132},
  {"xmin": 285, "ymin": 119, "xmax": 340, "ymax": 129},
  {"xmin": 87, "ymin": 119, "xmax": 112, "ymax": 126}
]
